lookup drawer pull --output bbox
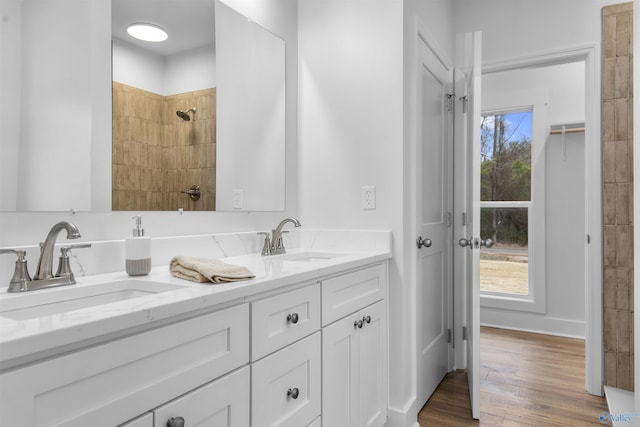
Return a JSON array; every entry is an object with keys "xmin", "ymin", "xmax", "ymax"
[
  {"xmin": 167, "ymin": 416, "xmax": 185, "ymax": 427},
  {"xmin": 363, "ymin": 315, "xmax": 371, "ymax": 324},
  {"xmin": 286, "ymin": 313, "xmax": 300, "ymax": 324},
  {"xmin": 354, "ymin": 319, "xmax": 363, "ymax": 329},
  {"xmin": 287, "ymin": 387, "xmax": 300, "ymax": 399}
]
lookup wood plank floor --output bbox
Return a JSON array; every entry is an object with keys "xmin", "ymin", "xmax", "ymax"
[{"xmin": 418, "ymin": 327, "xmax": 609, "ymax": 426}]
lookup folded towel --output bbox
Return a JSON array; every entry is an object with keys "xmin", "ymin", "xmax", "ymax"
[{"xmin": 169, "ymin": 256, "xmax": 255, "ymax": 284}]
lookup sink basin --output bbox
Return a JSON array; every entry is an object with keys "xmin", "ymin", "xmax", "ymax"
[
  {"xmin": 0, "ymin": 280, "xmax": 187, "ymax": 321},
  {"xmin": 280, "ymin": 252, "xmax": 346, "ymax": 262}
]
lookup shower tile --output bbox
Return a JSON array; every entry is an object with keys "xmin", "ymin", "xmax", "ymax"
[
  {"xmin": 603, "ymin": 183, "xmax": 616, "ymax": 225},
  {"xmin": 605, "ymin": 351, "xmax": 617, "ymax": 387},
  {"xmin": 616, "ymin": 183, "xmax": 631, "ymax": 224},
  {"xmin": 615, "ymin": 98, "xmax": 629, "ymax": 141},
  {"xmin": 605, "ymin": 309, "xmax": 618, "ymax": 352},
  {"xmin": 604, "ymin": 226, "xmax": 617, "ymax": 267},
  {"xmin": 616, "ymin": 226, "xmax": 632, "ymax": 268},
  {"xmin": 603, "ymin": 100, "xmax": 615, "ymax": 142},
  {"xmin": 617, "ymin": 353, "xmax": 632, "ymax": 390},
  {"xmin": 618, "ymin": 310, "xmax": 631, "ymax": 353},
  {"xmin": 615, "ymin": 56, "xmax": 630, "ymax": 99},
  {"xmin": 616, "ymin": 268, "xmax": 631, "ymax": 311},
  {"xmin": 617, "ymin": 12, "xmax": 632, "ymax": 57},
  {"xmin": 603, "ymin": 58, "xmax": 616, "ymax": 100}
]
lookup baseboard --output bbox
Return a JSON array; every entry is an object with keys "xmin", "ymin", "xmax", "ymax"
[
  {"xmin": 386, "ymin": 398, "xmax": 418, "ymax": 427},
  {"xmin": 480, "ymin": 308, "xmax": 585, "ymax": 339}
]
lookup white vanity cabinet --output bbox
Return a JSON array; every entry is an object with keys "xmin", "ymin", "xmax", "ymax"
[
  {"xmin": 0, "ymin": 304, "xmax": 249, "ymax": 427},
  {"xmin": 321, "ymin": 264, "xmax": 388, "ymax": 427}
]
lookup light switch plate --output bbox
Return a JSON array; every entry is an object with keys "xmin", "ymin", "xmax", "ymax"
[{"xmin": 232, "ymin": 189, "xmax": 243, "ymax": 209}]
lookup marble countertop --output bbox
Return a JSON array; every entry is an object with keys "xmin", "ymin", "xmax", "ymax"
[{"xmin": 0, "ymin": 248, "xmax": 390, "ymax": 371}]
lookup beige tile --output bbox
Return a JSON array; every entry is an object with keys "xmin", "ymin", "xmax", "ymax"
[
  {"xmin": 616, "ymin": 13, "xmax": 631, "ymax": 57},
  {"xmin": 616, "ymin": 183, "xmax": 631, "ymax": 224},
  {"xmin": 604, "ymin": 309, "xmax": 618, "ymax": 352},
  {"xmin": 603, "ymin": 58, "xmax": 616, "ymax": 100},
  {"xmin": 616, "ymin": 268, "xmax": 630, "ymax": 311},
  {"xmin": 603, "ymin": 183, "xmax": 616, "ymax": 225},
  {"xmin": 618, "ymin": 310, "xmax": 631, "ymax": 353},
  {"xmin": 603, "ymin": 140, "xmax": 616, "ymax": 183},
  {"xmin": 617, "ymin": 352, "xmax": 632, "ymax": 391},
  {"xmin": 603, "ymin": 3, "xmax": 633, "ymax": 17},
  {"xmin": 604, "ymin": 268, "xmax": 617, "ymax": 309},
  {"xmin": 603, "ymin": 100, "xmax": 615, "ymax": 142},
  {"xmin": 604, "ymin": 225, "xmax": 617, "ymax": 267},
  {"xmin": 603, "ymin": 14, "xmax": 617, "ymax": 59},
  {"xmin": 615, "ymin": 98, "xmax": 629, "ymax": 141},
  {"xmin": 615, "ymin": 55, "xmax": 630, "ymax": 98},
  {"xmin": 616, "ymin": 225, "xmax": 632, "ymax": 268}
]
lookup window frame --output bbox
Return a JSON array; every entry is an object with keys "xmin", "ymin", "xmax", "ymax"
[{"xmin": 479, "ymin": 90, "xmax": 547, "ymax": 314}]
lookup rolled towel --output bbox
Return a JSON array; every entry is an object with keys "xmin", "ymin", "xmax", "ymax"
[{"xmin": 170, "ymin": 256, "xmax": 255, "ymax": 284}]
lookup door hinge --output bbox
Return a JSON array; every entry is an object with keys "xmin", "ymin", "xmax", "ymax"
[
  {"xmin": 461, "ymin": 212, "xmax": 467, "ymax": 226},
  {"xmin": 447, "ymin": 328, "xmax": 452, "ymax": 343},
  {"xmin": 587, "ymin": 233, "xmax": 591, "ymax": 244},
  {"xmin": 462, "ymin": 326, "xmax": 468, "ymax": 341},
  {"xmin": 459, "ymin": 95, "xmax": 468, "ymax": 113},
  {"xmin": 446, "ymin": 93, "xmax": 454, "ymax": 111},
  {"xmin": 446, "ymin": 212, "xmax": 452, "ymax": 227}
]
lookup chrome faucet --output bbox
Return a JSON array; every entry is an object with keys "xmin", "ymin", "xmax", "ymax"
[
  {"xmin": 263, "ymin": 217, "xmax": 301, "ymax": 256},
  {"xmin": 0, "ymin": 221, "xmax": 91, "ymax": 292},
  {"xmin": 34, "ymin": 222, "xmax": 81, "ymax": 280}
]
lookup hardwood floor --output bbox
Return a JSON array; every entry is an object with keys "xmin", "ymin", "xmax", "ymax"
[{"xmin": 418, "ymin": 327, "xmax": 609, "ymax": 426}]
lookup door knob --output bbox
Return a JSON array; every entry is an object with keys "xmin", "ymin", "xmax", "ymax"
[
  {"xmin": 287, "ymin": 387, "xmax": 300, "ymax": 399},
  {"xmin": 481, "ymin": 238, "xmax": 494, "ymax": 248},
  {"xmin": 416, "ymin": 236, "xmax": 432, "ymax": 249},
  {"xmin": 458, "ymin": 237, "xmax": 473, "ymax": 248},
  {"xmin": 286, "ymin": 313, "xmax": 299, "ymax": 324}
]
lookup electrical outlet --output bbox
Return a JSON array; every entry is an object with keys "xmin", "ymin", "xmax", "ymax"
[
  {"xmin": 232, "ymin": 189, "xmax": 243, "ymax": 209},
  {"xmin": 362, "ymin": 186, "xmax": 376, "ymax": 209}
]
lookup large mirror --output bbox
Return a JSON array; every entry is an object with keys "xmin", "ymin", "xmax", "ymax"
[{"xmin": 0, "ymin": 0, "xmax": 285, "ymax": 212}]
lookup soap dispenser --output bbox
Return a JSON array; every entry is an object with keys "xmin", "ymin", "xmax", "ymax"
[{"xmin": 126, "ymin": 216, "xmax": 151, "ymax": 276}]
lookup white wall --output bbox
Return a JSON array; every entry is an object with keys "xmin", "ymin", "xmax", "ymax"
[
  {"xmin": 454, "ymin": 0, "xmax": 624, "ymax": 64},
  {"xmin": 0, "ymin": 0, "xmax": 21, "ymax": 211},
  {"xmin": 298, "ymin": 0, "xmax": 409, "ymax": 422},
  {"xmin": 112, "ymin": 40, "xmax": 217, "ymax": 96}
]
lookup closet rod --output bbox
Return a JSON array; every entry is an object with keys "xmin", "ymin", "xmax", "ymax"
[{"xmin": 549, "ymin": 127, "xmax": 585, "ymax": 135}]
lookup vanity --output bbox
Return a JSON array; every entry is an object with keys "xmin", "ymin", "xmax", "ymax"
[{"xmin": 0, "ymin": 238, "xmax": 390, "ymax": 427}]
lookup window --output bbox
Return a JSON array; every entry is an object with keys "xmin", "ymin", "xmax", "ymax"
[
  {"xmin": 478, "ymin": 91, "xmax": 547, "ymax": 314},
  {"xmin": 480, "ymin": 111, "xmax": 531, "ymax": 296}
]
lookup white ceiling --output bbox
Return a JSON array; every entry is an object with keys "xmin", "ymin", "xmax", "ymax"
[{"xmin": 111, "ymin": 0, "xmax": 215, "ymax": 57}]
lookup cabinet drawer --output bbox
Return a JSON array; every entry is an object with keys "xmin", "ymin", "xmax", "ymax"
[
  {"xmin": 119, "ymin": 413, "xmax": 152, "ymax": 427},
  {"xmin": 322, "ymin": 263, "xmax": 387, "ymax": 326},
  {"xmin": 252, "ymin": 332, "xmax": 321, "ymax": 427},
  {"xmin": 0, "ymin": 304, "xmax": 249, "ymax": 427},
  {"xmin": 153, "ymin": 366, "xmax": 250, "ymax": 427},
  {"xmin": 252, "ymin": 283, "xmax": 320, "ymax": 360}
]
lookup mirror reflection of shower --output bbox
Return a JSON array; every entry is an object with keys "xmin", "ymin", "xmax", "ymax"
[{"xmin": 176, "ymin": 107, "xmax": 196, "ymax": 121}]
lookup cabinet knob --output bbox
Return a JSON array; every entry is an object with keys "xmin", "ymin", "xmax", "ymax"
[
  {"xmin": 167, "ymin": 417, "xmax": 185, "ymax": 427},
  {"xmin": 354, "ymin": 319, "xmax": 364, "ymax": 329},
  {"xmin": 286, "ymin": 313, "xmax": 299, "ymax": 324},
  {"xmin": 363, "ymin": 315, "xmax": 371, "ymax": 324},
  {"xmin": 287, "ymin": 387, "xmax": 300, "ymax": 399}
]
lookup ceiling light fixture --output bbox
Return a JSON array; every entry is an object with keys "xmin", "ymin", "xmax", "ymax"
[{"xmin": 127, "ymin": 23, "xmax": 168, "ymax": 42}]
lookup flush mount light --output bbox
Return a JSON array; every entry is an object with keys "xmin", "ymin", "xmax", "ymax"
[{"xmin": 127, "ymin": 23, "xmax": 168, "ymax": 42}]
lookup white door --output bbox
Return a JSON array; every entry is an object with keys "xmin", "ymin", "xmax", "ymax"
[
  {"xmin": 456, "ymin": 31, "xmax": 482, "ymax": 420},
  {"xmin": 415, "ymin": 32, "xmax": 453, "ymax": 409}
]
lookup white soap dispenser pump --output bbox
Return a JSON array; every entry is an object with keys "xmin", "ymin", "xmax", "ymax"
[{"xmin": 126, "ymin": 215, "xmax": 151, "ymax": 276}]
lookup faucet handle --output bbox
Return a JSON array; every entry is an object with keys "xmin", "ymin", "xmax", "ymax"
[
  {"xmin": 0, "ymin": 249, "xmax": 32, "ymax": 293},
  {"xmin": 258, "ymin": 232, "xmax": 271, "ymax": 256},
  {"xmin": 56, "ymin": 244, "xmax": 91, "ymax": 281}
]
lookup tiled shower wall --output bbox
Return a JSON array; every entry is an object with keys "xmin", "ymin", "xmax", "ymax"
[
  {"xmin": 603, "ymin": 2, "xmax": 634, "ymax": 391},
  {"xmin": 112, "ymin": 82, "xmax": 216, "ymax": 211}
]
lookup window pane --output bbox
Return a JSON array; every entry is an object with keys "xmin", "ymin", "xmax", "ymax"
[
  {"xmin": 480, "ymin": 111, "xmax": 532, "ymax": 201},
  {"xmin": 480, "ymin": 207, "xmax": 528, "ymax": 295}
]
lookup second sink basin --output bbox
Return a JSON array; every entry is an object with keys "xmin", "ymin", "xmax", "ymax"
[
  {"xmin": 0, "ymin": 280, "xmax": 187, "ymax": 321},
  {"xmin": 279, "ymin": 251, "xmax": 346, "ymax": 262}
]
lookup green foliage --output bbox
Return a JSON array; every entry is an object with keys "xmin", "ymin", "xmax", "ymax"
[{"xmin": 480, "ymin": 113, "xmax": 531, "ymax": 245}]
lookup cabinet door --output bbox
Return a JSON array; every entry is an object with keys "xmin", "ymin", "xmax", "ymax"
[
  {"xmin": 153, "ymin": 366, "xmax": 250, "ymax": 427},
  {"xmin": 252, "ymin": 332, "xmax": 321, "ymax": 427},
  {"xmin": 322, "ymin": 313, "xmax": 359, "ymax": 427},
  {"xmin": 322, "ymin": 301, "xmax": 387, "ymax": 427},
  {"xmin": 357, "ymin": 301, "xmax": 387, "ymax": 427}
]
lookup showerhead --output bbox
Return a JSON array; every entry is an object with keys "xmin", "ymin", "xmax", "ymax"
[{"xmin": 176, "ymin": 107, "xmax": 196, "ymax": 121}]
